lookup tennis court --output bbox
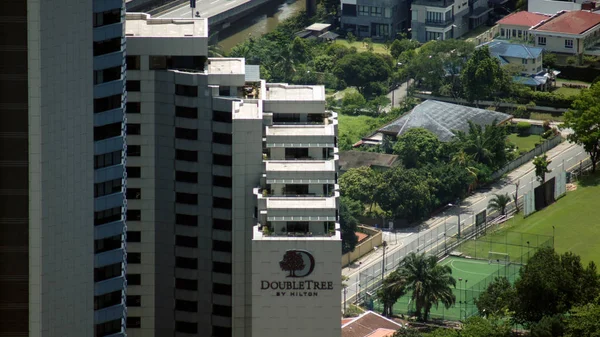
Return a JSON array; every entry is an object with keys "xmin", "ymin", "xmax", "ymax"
[{"xmin": 372, "ymin": 256, "xmax": 521, "ymax": 321}]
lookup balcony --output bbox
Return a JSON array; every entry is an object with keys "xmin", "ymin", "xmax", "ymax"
[
  {"xmin": 254, "ymin": 223, "xmax": 341, "ymax": 240},
  {"xmin": 425, "ymin": 19, "xmax": 454, "ymax": 28}
]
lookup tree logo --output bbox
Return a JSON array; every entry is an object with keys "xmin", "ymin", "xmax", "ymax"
[{"xmin": 279, "ymin": 250, "xmax": 315, "ymax": 278}]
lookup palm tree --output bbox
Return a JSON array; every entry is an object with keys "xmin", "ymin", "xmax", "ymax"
[
  {"xmin": 451, "ymin": 150, "xmax": 479, "ymax": 192},
  {"xmin": 488, "ymin": 193, "xmax": 511, "ymax": 215},
  {"xmin": 377, "ymin": 271, "xmax": 407, "ymax": 317},
  {"xmin": 396, "ymin": 253, "xmax": 456, "ymax": 321}
]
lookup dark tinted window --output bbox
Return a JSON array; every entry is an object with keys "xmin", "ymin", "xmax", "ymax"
[
  {"xmin": 213, "ymin": 262, "xmax": 232, "ymax": 274},
  {"xmin": 176, "ymin": 171, "xmax": 198, "ymax": 183},
  {"xmin": 94, "ymin": 123, "xmax": 122, "ymax": 141},
  {"xmin": 176, "ymin": 257, "xmax": 198, "ymax": 270},
  {"xmin": 94, "ymin": 94, "xmax": 121, "ymax": 113},
  {"xmin": 176, "ymin": 278, "xmax": 198, "ymax": 291},
  {"xmin": 128, "ymin": 145, "xmax": 141, "ymax": 156},
  {"xmin": 212, "ymin": 175, "xmax": 232, "ymax": 188},
  {"xmin": 127, "ymin": 102, "xmax": 141, "ymax": 113},
  {"xmin": 127, "ymin": 209, "xmax": 141, "ymax": 221},
  {"xmin": 213, "ymin": 197, "xmax": 232, "ymax": 210},
  {"xmin": 176, "ymin": 299, "xmax": 198, "ymax": 312},
  {"xmin": 127, "ymin": 166, "xmax": 141, "ymax": 178},
  {"xmin": 175, "ymin": 106, "xmax": 197, "ymax": 119},
  {"xmin": 176, "ymin": 214, "xmax": 198, "ymax": 227},
  {"xmin": 175, "ymin": 321, "xmax": 198, "ymax": 334},
  {"xmin": 127, "ymin": 253, "xmax": 141, "ymax": 264},
  {"xmin": 126, "ymin": 55, "xmax": 140, "ymax": 70},
  {"xmin": 175, "ymin": 84, "xmax": 197, "ymax": 97},
  {"xmin": 127, "ymin": 123, "xmax": 141, "ymax": 135},
  {"xmin": 213, "ymin": 110, "xmax": 232, "ymax": 123},
  {"xmin": 213, "ymin": 283, "xmax": 232, "ymax": 295},
  {"xmin": 127, "ymin": 274, "xmax": 141, "ymax": 285},
  {"xmin": 127, "ymin": 231, "xmax": 141, "ymax": 242},
  {"xmin": 126, "ymin": 188, "xmax": 141, "ymax": 199},
  {"xmin": 175, "ymin": 127, "xmax": 197, "ymax": 140},
  {"xmin": 176, "ymin": 192, "xmax": 197, "ymax": 205},
  {"xmin": 213, "ymin": 218, "xmax": 232, "ymax": 231},
  {"xmin": 126, "ymin": 295, "xmax": 141, "ymax": 307},
  {"xmin": 126, "ymin": 80, "xmax": 141, "ymax": 92},
  {"xmin": 213, "ymin": 154, "xmax": 232, "ymax": 166},
  {"xmin": 126, "ymin": 317, "xmax": 141, "ymax": 328},
  {"xmin": 212, "ymin": 132, "xmax": 232, "ymax": 145},
  {"xmin": 213, "ymin": 304, "xmax": 232, "ymax": 317},
  {"xmin": 213, "ymin": 240, "xmax": 232, "ymax": 253},
  {"xmin": 176, "ymin": 149, "xmax": 197, "ymax": 162},
  {"xmin": 176, "ymin": 235, "xmax": 198, "ymax": 248}
]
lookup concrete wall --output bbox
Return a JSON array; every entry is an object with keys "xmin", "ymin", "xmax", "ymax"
[
  {"xmin": 528, "ymin": 0, "xmax": 581, "ymax": 15},
  {"xmin": 251, "ymin": 239, "xmax": 341, "ymax": 337},
  {"xmin": 342, "ymin": 226, "xmax": 383, "ymax": 267},
  {"xmin": 532, "ymin": 34, "xmax": 584, "ymax": 55},
  {"xmin": 28, "ymin": 0, "xmax": 96, "ymax": 335}
]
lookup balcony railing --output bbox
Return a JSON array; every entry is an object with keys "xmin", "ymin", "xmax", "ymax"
[{"xmin": 425, "ymin": 19, "xmax": 454, "ymax": 27}]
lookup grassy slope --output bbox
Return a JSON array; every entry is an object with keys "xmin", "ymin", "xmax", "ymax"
[
  {"xmin": 338, "ymin": 114, "xmax": 381, "ymax": 145},
  {"xmin": 334, "ymin": 39, "xmax": 390, "ymax": 55}
]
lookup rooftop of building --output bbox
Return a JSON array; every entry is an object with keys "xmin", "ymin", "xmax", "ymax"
[
  {"xmin": 481, "ymin": 40, "xmax": 544, "ymax": 60},
  {"xmin": 266, "ymin": 196, "xmax": 337, "ymax": 209},
  {"xmin": 265, "ymin": 160, "xmax": 336, "ymax": 172},
  {"xmin": 306, "ymin": 23, "xmax": 331, "ymax": 32},
  {"xmin": 207, "ymin": 58, "xmax": 245, "ymax": 74},
  {"xmin": 497, "ymin": 11, "xmax": 550, "ymax": 27},
  {"xmin": 338, "ymin": 151, "xmax": 400, "ymax": 172},
  {"xmin": 265, "ymin": 83, "xmax": 326, "ymax": 101},
  {"xmin": 266, "ymin": 124, "xmax": 335, "ymax": 136},
  {"xmin": 232, "ymin": 100, "xmax": 261, "ymax": 119},
  {"xmin": 125, "ymin": 13, "xmax": 207, "ymax": 38},
  {"xmin": 531, "ymin": 10, "xmax": 600, "ymax": 35},
  {"xmin": 378, "ymin": 100, "xmax": 512, "ymax": 142},
  {"xmin": 342, "ymin": 311, "xmax": 407, "ymax": 337}
]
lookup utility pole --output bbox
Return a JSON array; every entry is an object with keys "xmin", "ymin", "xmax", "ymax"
[
  {"xmin": 456, "ymin": 199, "xmax": 461, "ymax": 238},
  {"xmin": 381, "ymin": 241, "xmax": 388, "ymax": 282}
]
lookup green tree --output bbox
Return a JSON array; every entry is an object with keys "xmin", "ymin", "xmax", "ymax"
[
  {"xmin": 340, "ymin": 198, "xmax": 359, "ymax": 254},
  {"xmin": 346, "ymin": 32, "xmax": 356, "ymax": 44},
  {"xmin": 474, "ymin": 277, "xmax": 516, "ymax": 316},
  {"xmin": 375, "ymin": 167, "xmax": 435, "ymax": 222},
  {"xmin": 290, "ymin": 37, "xmax": 310, "ymax": 63},
  {"xmin": 487, "ymin": 193, "xmax": 511, "ymax": 216},
  {"xmin": 530, "ymin": 314, "xmax": 566, "ymax": 337},
  {"xmin": 460, "ymin": 316, "xmax": 512, "ymax": 337},
  {"xmin": 333, "ymin": 52, "xmax": 392, "ymax": 97},
  {"xmin": 565, "ymin": 303, "xmax": 600, "ymax": 337},
  {"xmin": 377, "ymin": 270, "xmax": 407, "ymax": 317},
  {"xmin": 392, "ymin": 327, "xmax": 423, "ymax": 337},
  {"xmin": 425, "ymin": 162, "xmax": 474, "ymax": 205},
  {"xmin": 368, "ymin": 95, "xmax": 392, "ymax": 115},
  {"xmin": 461, "ymin": 46, "xmax": 506, "ymax": 106},
  {"xmin": 339, "ymin": 166, "xmax": 380, "ymax": 211},
  {"xmin": 390, "ymin": 39, "xmax": 421, "ymax": 60},
  {"xmin": 561, "ymin": 82, "xmax": 600, "ymax": 172},
  {"xmin": 396, "ymin": 253, "xmax": 456, "ymax": 321},
  {"xmin": 453, "ymin": 121, "xmax": 508, "ymax": 169},
  {"xmin": 393, "ymin": 128, "xmax": 441, "ymax": 168},
  {"xmin": 513, "ymin": 247, "xmax": 600, "ymax": 324},
  {"xmin": 341, "ymin": 91, "xmax": 367, "ymax": 115},
  {"xmin": 533, "ymin": 154, "xmax": 552, "ymax": 183}
]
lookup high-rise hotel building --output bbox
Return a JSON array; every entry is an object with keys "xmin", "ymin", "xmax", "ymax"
[
  {"xmin": 124, "ymin": 13, "xmax": 341, "ymax": 337},
  {"xmin": 0, "ymin": 0, "xmax": 127, "ymax": 336}
]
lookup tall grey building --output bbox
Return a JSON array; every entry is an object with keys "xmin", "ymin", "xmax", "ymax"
[
  {"xmin": 340, "ymin": 0, "xmax": 410, "ymax": 39},
  {"xmin": 0, "ymin": 0, "xmax": 127, "ymax": 336}
]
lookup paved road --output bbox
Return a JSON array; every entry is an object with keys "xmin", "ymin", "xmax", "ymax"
[
  {"xmin": 158, "ymin": 0, "xmax": 251, "ymax": 19},
  {"xmin": 342, "ymin": 139, "xmax": 589, "ymax": 306}
]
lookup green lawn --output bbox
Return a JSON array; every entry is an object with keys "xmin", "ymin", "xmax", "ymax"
[
  {"xmin": 338, "ymin": 114, "xmax": 381, "ymax": 146},
  {"xmin": 507, "ymin": 133, "xmax": 542, "ymax": 152},
  {"xmin": 529, "ymin": 112, "xmax": 565, "ymax": 122},
  {"xmin": 474, "ymin": 172, "xmax": 600, "ymax": 265},
  {"xmin": 554, "ymin": 87, "xmax": 582, "ymax": 97},
  {"xmin": 335, "ymin": 39, "xmax": 390, "ymax": 55}
]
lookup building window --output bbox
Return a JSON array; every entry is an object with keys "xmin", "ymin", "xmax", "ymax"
[
  {"xmin": 127, "ymin": 253, "xmax": 141, "ymax": 264},
  {"xmin": 94, "ymin": 178, "xmax": 122, "ymax": 198},
  {"xmin": 342, "ymin": 4, "xmax": 357, "ymax": 16},
  {"xmin": 127, "ymin": 55, "xmax": 140, "ymax": 70},
  {"xmin": 127, "ymin": 102, "xmax": 141, "ymax": 114},
  {"xmin": 93, "ymin": 37, "xmax": 122, "ymax": 56},
  {"xmin": 176, "ymin": 214, "xmax": 198, "ymax": 227},
  {"xmin": 126, "ymin": 188, "xmax": 141, "ymax": 200},
  {"xmin": 213, "ymin": 240, "xmax": 232, "ymax": 253},
  {"xmin": 285, "ymin": 148, "xmax": 309, "ymax": 159},
  {"xmin": 94, "ymin": 123, "xmax": 122, "ymax": 141},
  {"xmin": 94, "ymin": 263, "xmax": 122, "ymax": 282},
  {"xmin": 176, "ymin": 149, "xmax": 198, "ymax": 162},
  {"xmin": 176, "ymin": 322, "xmax": 198, "ymax": 334},
  {"xmin": 212, "ymin": 132, "xmax": 232, "ymax": 145},
  {"xmin": 127, "ymin": 166, "xmax": 141, "ymax": 178},
  {"xmin": 175, "ymin": 127, "xmax": 198, "ymax": 140},
  {"xmin": 213, "ymin": 197, "xmax": 232, "ymax": 210},
  {"xmin": 213, "ymin": 326, "xmax": 232, "ymax": 337},
  {"xmin": 94, "ymin": 94, "xmax": 121, "ymax": 113},
  {"xmin": 176, "ymin": 235, "xmax": 198, "ymax": 248},
  {"xmin": 126, "ymin": 295, "xmax": 141, "ymax": 307},
  {"xmin": 175, "ymin": 84, "xmax": 198, "ymax": 97},
  {"xmin": 127, "ymin": 274, "xmax": 141, "ymax": 285},
  {"xmin": 95, "ymin": 319, "xmax": 121, "ymax": 337},
  {"xmin": 176, "ymin": 171, "xmax": 198, "ymax": 183},
  {"xmin": 94, "ymin": 290, "xmax": 122, "ymax": 310},
  {"xmin": 522, "ymin": 58, "xmax": 528, "ymax": 65},
  {"xmin": 127, "ymin": 209, "xmax": 141, "ymax": 221},
  {"xmin": 500, "ymin": 28, "xmax": 505, "ymax": 37},
  {"xmin": 176, "ymin": 257, "xmax": 198, "ymax": 270},
  {"xmin": 213, "ymin": 154, "xmax": 232, "ymax": 166},
  {"xmin": 370, "ymin": 6, "xmax": 382, "ymax": 16},
  {"xmin": 213, "ymin": 283, "xmax": 232, "ymax": 295},
  {"xmin": 126, "ymin": 80, "xmax": 141, "ymax": 92},
  {"xmin": 213, "ymin": 218, "xmax": 232, "ymax": 231},
  {"xmin": 565, "ymin": 39, "xmax": 573, "ymax": 49},
  {"xmin": 94, "ymin": 66, "xmax": 121, "ymax": 85},
  {"xmin": 127, "ymin": 231, "xmax": 141, "ymax": 242},
  {"xmin": 94, "ymin": 150, "xmax": 121, "ymax": 169},
  {"xmin": 176, "ymin": 278, "xmax": 198, "ymax": 291},
  {"xmin": 213, "ymin": 110, "xmax": 232, "ymax": 123},
  {"xmin": 176, "ymin": 300, "xmax": 198, "ymax": 312},
  {"xmin": 128, "ymin": 145, "xmax": 141, "ymax": 157},
  {"xmin": 372, "ymin": 24, "xmax": 390, "ymax": 37},
  {"xmin": 176, "ymin": 192, "xmax": 198, "ymax": 205},
  {"xmin": 126, "ymin": 317, "xmax": 141, "ymax": 329},
  {"xmin": 384, "ymin": 7, "xmax": 392, "ymax": 18},
  {"xmin": 94, "ymin": 207, "xmax": 122, "ymax": 226},
  {"xmin": 213, "ymin": 262, "xmax": 232, "ymax": 274},
  {"xmin": 213, "ymin": 304, "xmax": 232, "ymax": 317},
  {"xmin": 426, "ymin": 31, "xmax": 442, "ymax": 42},
  {"xmin": 176, "ymin": 106, "xmax": 197, "ymax": 119},
  {"xmin": 93, "ymin": 9, "xmax": 121, "ymax": 27},
  {"xmin": 538, "ymin": 36, "xmax": 546, "ymax": 45},
  {"xmin": 518, "ymin": 30, "xmax": 522, "ymax": 38},
  {"xmin": 426, "ymin": 11, "xmax": 443, "ymax": 23},
  {"xmin": 127, "ymin": 123, "xmax": 141, "ymax": 135},
  {"xmin": 358, "ymin": 5, "xmax": 369, "ymax": 16},
  {"xmin": 212, "ymin": 175, "xmax": 232, "ymax": 188},
  {"xmin": 94, "ymin": 235, "xmax": 122, "ymax": 253}
]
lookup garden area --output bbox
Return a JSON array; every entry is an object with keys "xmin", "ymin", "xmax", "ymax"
[{"xmin": 506, "ymin": 133, "xmax": 542, "ymax": 153}]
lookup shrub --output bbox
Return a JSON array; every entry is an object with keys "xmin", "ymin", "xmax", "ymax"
[
  {"xmin": 541, "ymin": 129, "xmax": 554, "ymax": 139},
  {"xmin": 542, "ymin": 120, "xmax": 551, "ymax": 131},
  {"xmin": 566, "ymin": 57, "xmax": 578, "ymax": 65},
  {"xmin": 346, "ymin": 32, "xmax": 356, "ymax": 44},
  {"xmin": 516, "ymin": 121, "xmax": 531, "ymax": 136}
]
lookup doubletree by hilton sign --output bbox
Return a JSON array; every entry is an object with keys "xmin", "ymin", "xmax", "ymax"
[{"xmin": 260, "ymin": 250, "xmax": 334, "ymax": 297}]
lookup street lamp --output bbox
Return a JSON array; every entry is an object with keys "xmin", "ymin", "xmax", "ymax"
[
  {"xmin": 458, "ymin": 278, "xmax": 463, "ymax": 319},
  {"xmin": 356, "ymin": 262, "xmax": 362, "ymax": 302},
  {"xmin": 381, "ymin": 241, "xmax": 388, "ymax": 282},
  {"xmin": 464, "ymin": 279, "xmax": 468, "ymax": 319}
]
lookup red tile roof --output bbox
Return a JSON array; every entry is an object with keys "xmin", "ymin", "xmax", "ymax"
[
  {"xmin": 497, "ymin": 11, "xmax": 550, "ymax": 27},
  {"xmin": 356, "ymin": 232, "xmax": 368, "ymax": 243},
  {"xmin": 532, "ymin": 10, "xmax": 600, "ymax": 35},
  {"xmin": 342, "ymin": 311, "xmax": 406, "ymax": 337}
]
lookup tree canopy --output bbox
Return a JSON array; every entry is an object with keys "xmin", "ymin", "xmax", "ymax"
[
  {"xmin": 461, "ymin": 46, "xmax": 507, "ymax": 105},
  {"xmin": 393, "ymin": 128, "xmax": 441, "ymax": 168},
  {"xmin": 333, "ymin": 52, "xmax": 392, "ymax": 97}
]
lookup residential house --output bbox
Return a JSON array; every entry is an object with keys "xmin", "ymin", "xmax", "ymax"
[
  {"xmin": 342, "ymin": 311, "xmax": 407, "ymax": 337},
  {"xmin": 528, "ymin": 0, "xmax": 582, "ymax": 15},
  {"xmin": 340, "ymin": 0, "xmax": 410, "ymax": 39},
  {"xmin": 295, "ymin": 23, "xmax": 340, "ymax": 41},
  {"xmin": 482, "ymin": 40, "xmax": 553, "ymax": 90},
  {"xmin": 497, "ymin": 11, "xmax": 550, "ymax": 41},
  {"xmin": 338, "ymin": 151, "xmax": 400, "ymax": 173},
  {"xmin": 357, "ymin": 100, "xmax": 512, "ymax": 145},
  {"xmin": 411, "ymin": 0, "xmax": 491, "ymax": 43},
  {"xmin": 529, "ymin": 10, "xmax": 600, "ymax": 59}
]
